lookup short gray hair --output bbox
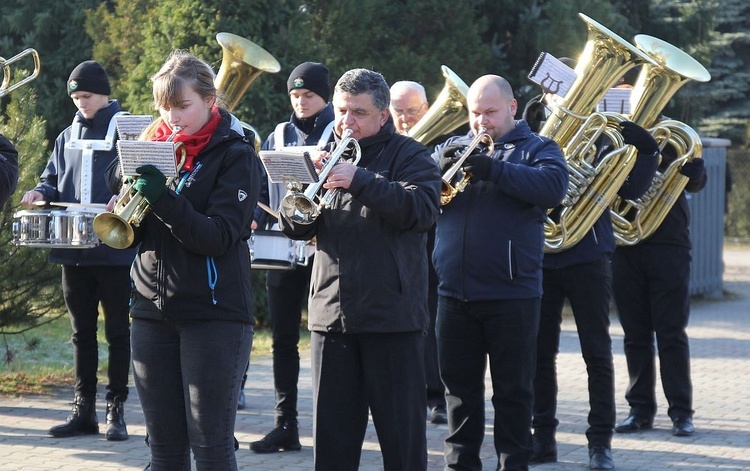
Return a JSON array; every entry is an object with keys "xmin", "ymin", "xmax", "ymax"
[
  {"xmin": 334, "ymin": 68, "xmax": 390, "ymax": 111},
  {"xmin": 390, "ymin": 81, "xmax": 427, "ymax": 103}
]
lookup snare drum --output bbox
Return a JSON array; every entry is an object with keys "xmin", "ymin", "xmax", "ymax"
[
  {"xmin": 12, "ymin": 209, "xmax": 53, "ymax": 247},
  {"xmin": 248, "ymin": 230, "xmax": 311, "ymax": 270},
  {"xmin": 49, "ymin": 210, "xmax": 99, "ymax": 248}
]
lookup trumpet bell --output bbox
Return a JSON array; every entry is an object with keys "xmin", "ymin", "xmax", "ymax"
[
  {"xmin": 279, "ymin": 193, "xmax": 320, "ymax": 225},
  {"xmin": 93, "ymin": 212, "xmax": 135, "ymax": 250}
]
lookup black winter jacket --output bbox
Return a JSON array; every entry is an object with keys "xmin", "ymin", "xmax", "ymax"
[
  {"xmin": 280, "ymin": 118, "xmax": 441, "ymax": 333},
  {"xmin": 128, "ymin": 110, "xmax": 261, "ymax": 323},
  {"xmin": 0, "ymin": 133, "xmax": 18, "ymax": 207}
]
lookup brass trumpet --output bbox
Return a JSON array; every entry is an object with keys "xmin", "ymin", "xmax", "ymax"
[
  {"xmin": 278, "ymin": 129, "xmax": 361, "ymax": 225},
  {"xmin": 93, "ymin": 125, "xmax": 185, "ymax": 249},
  {"xmin": 440, "ymin": 127, "xmax": 494, "ymax": 205},
  {"xmin": 1, "ymin": 48, "xmax": 41, "ymax": 97}
]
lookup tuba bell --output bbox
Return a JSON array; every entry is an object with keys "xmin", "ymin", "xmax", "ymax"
[
  {"xmin": 609, "ymin": 34, "xmax": 711, "ymax": 245},
  {"xmin": 407, "ymin": 65, "xmax": 469, "ymax": 146},
  {"xmin": 214, "ymin": 32, "xmax": 280, "ymax": 151},
  {"xmin": 539, "ymin": 13, "xmax": 659, "ymax": 253},
  {"xmin": 1, "ymin": 48, "xmax": 41, "ymax": 98}
]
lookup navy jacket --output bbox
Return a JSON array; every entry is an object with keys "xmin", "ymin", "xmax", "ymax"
[
  {"xmin": 433, "ymin": 120, "xmax": 568, "ymax": 301},
  {"xmin": 543, "ymin": 139, "xmax": 659, "ymax": 269},
  {"xmin": 254, "ymin": 103, "xmax": 335, "ymax": 228},
  {"xmin": 34, "ymin": 101, "xmax": 136, "ymax": 267}
]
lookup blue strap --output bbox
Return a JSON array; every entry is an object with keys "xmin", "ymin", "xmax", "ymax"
[{"xmin": 206, "ymin": 256, "xmax": 218, "ymax": 305}]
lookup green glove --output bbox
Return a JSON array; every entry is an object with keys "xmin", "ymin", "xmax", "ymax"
[{"xmin": 134, "ymin": 164, "xmax": 167, "ymax": 205}]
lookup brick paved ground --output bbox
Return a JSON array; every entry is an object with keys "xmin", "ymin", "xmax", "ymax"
[{"xmin": 1, "ymin": 246, "xmax": 749, "ymax": 470}]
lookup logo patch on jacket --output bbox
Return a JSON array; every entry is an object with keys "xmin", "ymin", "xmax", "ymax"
[{"xmin": 238, "ymin": 189, "xmax": 247, "ymax": 202}]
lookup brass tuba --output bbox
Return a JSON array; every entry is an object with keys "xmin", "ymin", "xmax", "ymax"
[
  {"xmin": 610, "ymin": 34, "xmax": 711, "ymax": 245},
  {"xmin": 1, "ymin": 48, "xmax": 41, "ymax": 97},
  {"xmin": 540, "ymin": 13, "xmax": 659, "ymax": 253},
  {"xmin": 214, "ymin": 32, "xmax": 280, "ymax": 151},
  {"xmin": 407, "ymin": 65, "xmax": 469, "ymax": 146}
]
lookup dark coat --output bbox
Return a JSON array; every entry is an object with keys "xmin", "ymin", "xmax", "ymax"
[
  {"xmin": 433, "ymin": 120, "xmax": 568, "ymax": 301},
  {"xmin": 280, "ymin": 119, "xmax": 441, "ymax": 334},
  {"xmin": 129, "ymin": 110, "xmax": 261, "ymax": 324},
  {"xmin": 0, "ymin": 133, "xmax": 18, "ymax": 207},
  {"xmin": 34, "ymin": 101, "xmax": 136, "ymax": 266}
]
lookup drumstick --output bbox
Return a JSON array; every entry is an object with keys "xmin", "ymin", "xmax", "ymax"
[{"xmin": 257, "ymin": 201, "xmax": 279, "ymax": 219}]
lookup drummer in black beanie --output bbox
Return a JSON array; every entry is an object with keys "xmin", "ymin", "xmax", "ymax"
[
  {"xmin": 21, "ymin": 60, "xmax": 136, "ymax": 441},
  {"xmin": 247, "ymin": 60, "xmax": 335, "ymax": 453}
]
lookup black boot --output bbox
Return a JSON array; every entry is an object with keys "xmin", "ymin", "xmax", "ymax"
[
  {"xmin": 48, "ymin": 396, "xmax": 99, "ymax": 437},
  {"xmin": 249, "ymin": 418, "xmax": 301, "ymax": 453},
  {"xmin": 529, "ymin": 431, "xmax": 557, "ymax": 464},
  {"xmin": 105, "ymin": 396, "xmax": 129, "ymax": 441}
]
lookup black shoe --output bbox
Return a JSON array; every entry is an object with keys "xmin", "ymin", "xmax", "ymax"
[
  {"xmin": 529, "ymin": 437, "xmax": 557, "ymax": 464},
  {"xmin": 588, "ymin": 446, "xmax": 614, "ymax": 470},
  {"xmin": 614, "ymin": 414, "xmax": 653, "ymax": 433},
  {"xmin": 249, "ymin": 419, "xmax": 302, "ymax": 453},
  {"xmin": 429, "ymin": 405, "xmax": 447, "ymax": 424},
  {"xmin": 48, "ymin": 396, "xmax": 99, "ymax": 437},
  {"xmin": 105, "ymin": 396, "xmax": 128, "ymax": 441},
  {"xmin": 672, "ymin": 417, "xmax": 694, "ymax": 436},
  {"xmin": 237, "ymin": 389, "xmax": 246, "ymax": 410}
]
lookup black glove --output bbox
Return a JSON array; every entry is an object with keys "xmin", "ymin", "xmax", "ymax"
[
  {"xmin": 522, "ymin": 96, "xmax": 546, "ymax": 133},
  {"xmin": 438, "ymin": 143, "xmax": 464, "ymax": 173},
  {"xmin": 464, "ymin": 154, "xmax": 494, "ymax": 182},
  {"xmin": 621, "ymin": 121, "xmax": 659, "ymax": 156},
  {"xmin": 134, "ymin": 164, "xmax": 167, "ymax": 205},
  {"xmin": 679, "ymin": 158, "xmax": 705, "ymax": 181}
]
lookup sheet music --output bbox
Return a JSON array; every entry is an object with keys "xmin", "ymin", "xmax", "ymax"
[
  {"xmin": 115, "ymin": 115, "xmax": 153, "ymax": 140},
  {"xmin": 597, "ymin": 88, "xmax": 632, "ymax": 114},
  {"xmin": 528, "ymin": 52, "xmax": 577, "ymax": 97},
  {"xmin": 259, "ymin": 149, "xmax": 319, "ymax": 185},
  {"xmin": 117, "ymin": 140, "xmax": 179, "ymax": 177}
]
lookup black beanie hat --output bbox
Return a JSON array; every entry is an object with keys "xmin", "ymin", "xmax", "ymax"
[
  {"xmin": 67, "ymin": 60, "xmax": 111, "ymax": 96},
  {"xmin": 287, "ymin": 62, "xmax": 330, "ymax": 102}
]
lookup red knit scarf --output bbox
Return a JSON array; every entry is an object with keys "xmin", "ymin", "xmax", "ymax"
[{"xmin": 152, "ymin": 106, "xmax": 222, "ymax": 172}]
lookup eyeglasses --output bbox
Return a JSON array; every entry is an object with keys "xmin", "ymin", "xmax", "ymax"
[{"xmin": 392, "ymin": 102, "xmax": 426, "ymax": 118}]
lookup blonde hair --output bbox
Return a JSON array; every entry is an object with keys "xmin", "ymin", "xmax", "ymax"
[{"xmin": 150, "ymin": 50, "xmax": 221, "ymax": 110}]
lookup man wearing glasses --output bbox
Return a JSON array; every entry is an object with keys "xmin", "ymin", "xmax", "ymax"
[{"xmin": 390, "ymin": 81, "xmax": 429, "ymax": 135}]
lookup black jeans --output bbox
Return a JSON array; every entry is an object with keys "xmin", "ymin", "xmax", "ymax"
[
  {"xmin": 61, "ymin": 265, "xmax": 131, "ymax": 401},
  {"xmin": 131, "ymin": 318, "xmax": 253, "ymax": 471},
  {"xmin": 266, "ymin": 260, "xmax": 312, "ymax": 420},
  {"xmin": 437, "ymin": 296, "xmax": 539, "ymax": 471},
  {"xmin": 534, "ymin": 257, "xmax": 615, "ymax": 448},
  {"xmin": 311, "ymin": 330, "xmax": 427, "ymax": 471},
  {"xmin": 612, "ymin": 244, "xmax": 693, "ymax": 420}
]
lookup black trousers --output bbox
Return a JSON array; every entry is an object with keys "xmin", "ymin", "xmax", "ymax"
[
  {"xmin": 425, "ymin": 227, "xmax": 445, "ymax": 409},
  {"xmin": 266, "ymin": 259, "xmax": 312, "ymax": 420},
  {"xmin": 61, "ymin": 265, "xmax": 131, "ymax": 401},
  {"xmin": 534, "ymin": 257, "xmax": 615, "ymax": 448},
  {"xmin": 612, "ymin": 244, "xmax": 693, "ymax": 420},
  {"xmin": 437, "ymin": 296, "xmax": 539, "ymax": 471},
  {"xmin": 311, "ymin": 330, "xmax": 427, "ymax": 471}
]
